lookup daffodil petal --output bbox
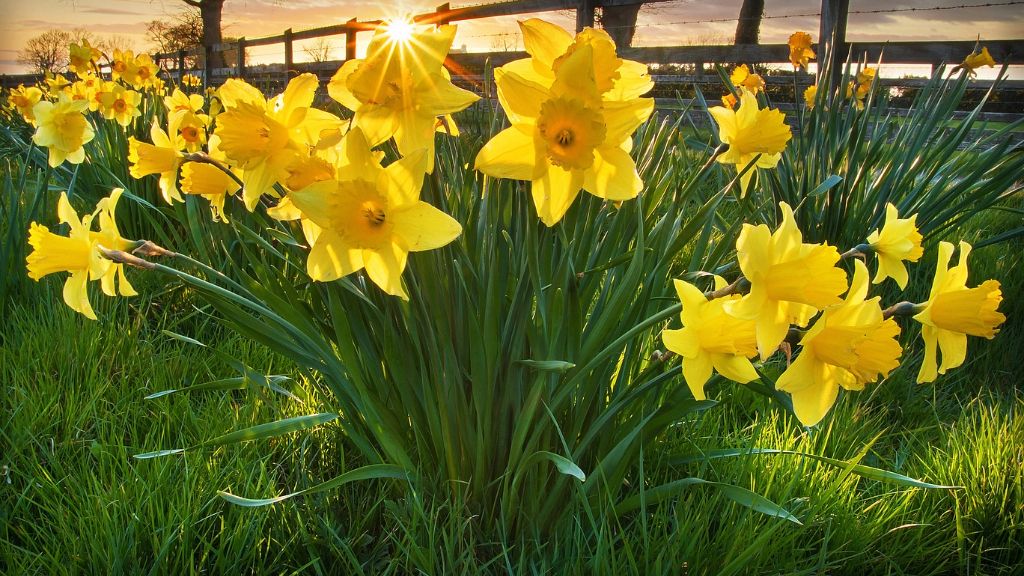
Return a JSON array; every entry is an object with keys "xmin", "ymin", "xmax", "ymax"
[{"xmin": 390, "ymin": 202, "xmax": 463, "ymax": 252}]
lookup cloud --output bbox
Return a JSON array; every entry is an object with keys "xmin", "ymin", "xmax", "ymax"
[{"xmin": 80, "ymin": 7, "xmax": 148, "ymax": 16}]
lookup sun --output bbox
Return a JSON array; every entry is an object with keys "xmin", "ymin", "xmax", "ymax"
[{"xmin": 383, "ymin": 17, "xmax": 416, "ymax": 44}]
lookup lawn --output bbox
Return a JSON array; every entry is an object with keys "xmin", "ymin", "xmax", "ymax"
[{"xmin": 2, "ymin": 176, "xmax": 1021, "ymax": 574}]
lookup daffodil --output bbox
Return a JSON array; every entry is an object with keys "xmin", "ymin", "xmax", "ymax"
[
  {"xmin": 214, "ymin": 74, "xmax": 341, "ymax": 210},
  {"xmin": 31, "ymin": 94, "xmax": 95, "ymax": 167},
  {"xmin": 914, "ymin": 241, "xmax": 1005, "ymax": 383},
  {"xmin": 284, "ymin": 128, "xmax": 462, "ymax": 299},
  {"xmin": 180, "ymin": 135, "xmax": 242, "ymax": 222},
  {"xmin": 500, "ymin": 19, "xmax": 653, "ymax": 102},
  {"xmin": 850, "ymin": 67, "xmax": 876, "ymax": 110},
  {"xmin": 777, "ymin": 260, "xmax": 902, "ymax": 426},
  {"xmin": 8, "ymin": 85, "xmax": 42, "ymax": 124},
  {"xmin": 724, "ymin": 202, "xmax": 848, "ymax": 359},
  {"xmin": 730, "ymin": 64, "xmax": 765, "ymax": 93},
  {"xmin": 99, "ymin": 84, "xmax": 142, "ymax": 127},
  {"xmin": 128, "ymin": 118, "xmax": 184, "ymax": 204},
  {"xmin": 26, "ymin": 193, "xmax": 108, "ymax": 319},
  {"xmin": 110, "ymin": 49, "xmax": 132, "ymax": 82},
  {"xmin": 960, "ymin": 47, "xmax": 996, "ymax": 76},
  {"xmin": 124, "ymin": 53, "xmax": 157, "ymax": 89},
  {"xmin": 175, "ymin": 111, "xmax": 208, "ymax": 152},
  {"xmin": 164, "ymin": 88, "xmax": 207, "ymax": 117},
  {"xmin": 662, "ymin": 278, "xmax": 759, "ymax": 400},
  {"xmin": 788, "ymin": 32, "xmax": 815, "ymax": 70},
  {"xmin": 475, "ymin": 38, "xmax": 654, "ymax": 225},
  {"xmin": 867, "ymin": 203, "xmax": 923, "ymax": 289},
  {"xmin": 708, "ymin": 89, "xmax": 791, "ymax": 195},
  {"xmin": 90, "ymin": 188, "xmax": 138, "ymax": 297},
  {"xmin": 722, "ymin": 92, "xmax": 738, "ymax": 109},
  {"xmin": 69, "ymin": 39, "xmax": 100, "ymax": 76},
  {"xmin": 182, "ymin": 73, "xmax": 202, "ymax": 88},
  {"xmin": 327, "ymin": 22, "xmax": 478, "ymax": 173},
  {"xmin": 803, "ymin": 85, "xmax": 817, "ymax": 110},
  {"xmin": 44, "ymin": 73, "xmax": 71, "ymax": 97}
]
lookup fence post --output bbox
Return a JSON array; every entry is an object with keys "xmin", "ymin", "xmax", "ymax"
[
  {"xmin": 434, "ymin": 3, "xmax": 451, "ymax": 26},
  {"xmin": 820, "ymin": 0, "xmax": 850, "ymax": 84},
  {"xmin": 284, "ymin": 28, "xmax": 293, "ymax": 80},
  {"xmin": 237, "ymin": 37, "xmax": 246, "ymax": 78},
  {"xmin": 576, "ymin": 0, "xmax": 595, "ymax": 32},
  {"xmin": 346, "ymin": 19, "xmax": 358, "ymax": 60}
]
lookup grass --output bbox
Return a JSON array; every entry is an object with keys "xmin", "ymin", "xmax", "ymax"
[{"xmin": 2, "ymin": 187, "xmax": 1021, "ymax": 574}]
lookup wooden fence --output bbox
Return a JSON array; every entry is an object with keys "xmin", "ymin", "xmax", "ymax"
[{"xmin": 3, "ymin": 0, "xmax": 1022, "ymax": 112}]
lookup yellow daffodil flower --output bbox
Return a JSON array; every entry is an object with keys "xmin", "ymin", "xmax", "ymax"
[
  {"xmin": 90, "ymin": 188, "xmax": 138, "ymax": 297},
  {"xmin": 214, "ymin": 74, "xmax": 341, "ymax": 210},
  {"xmin": 180, "ymin": 135, "xmax": 242, "ymax": 222},
  {"xmin": 164, "ymin": 88, "xmax": 207, "ymax": 118},
  {"xmin": 44, "ymin": 73, "xmax": 71, "ymax": 97},
  {"xmin": 849, "ymin": 67, "xmax": 876, "ymax": 110},
  {"xmin": 803, "ymin": 85, "xmax": 817, "ymax": 110},
  {"xmin": 866, "ymin": 203, "xmax": 924, "ymax": 289},
  {"xmin": 285, "ymin": 128, "xmax": 462, "ymax": 299},
  {"xmin": 475, "ymin": 37, "xmax": 654, "ymax": 226},
  {"xmin": 31, "ymin": 94, "xmax": 95, "ymax": 167},
  {"xmin": 662, "ymin": 278, "xmax": 759, "ymax": 400},
  {"xmin": 327, "ymin": 22, "xmax": 479, "ymax": 173},
  {"xmin": 69, "ymin": 39, "xmax": 100, "ymax": 76},
  {"xmin": 724, "ymin": 202, "xmax": 848, "ymax": 359},
  {"xmin": 124, "ymin": 53, "xmax": 157, "ymax": 89},
  {"xmin": 708, "ymin": 89, "xmax": 791, "ymax": 195},
  {"xmin": 960, "ymin": 47, "xmax": 996, "ymax": 76},
  {"xmin": 730, "ymin": 64, "xmax": 765, "ymax": 93},
  {"xmin": 99, "ymin": 84, "xmax": 143, "ymax": 127},
  {"xmin": 128, "ymin": 118, "xmax": 184, "ymax": 204},
  {"xmin": 111, "ymin": 49, "xmax": 132, "ymax": 82},
  {"xmin": 175, "ymin": 111, "xmax": 208, "ymax": 153},
  {"xmin": 777, "ymin": 260, "xmax": 902, "ymax": 426},
  {"xmin": 722, "ymin": 92, "xmax": 738, "ymax": 109},
  {"xmin": 501, "ymin": 19, "xmax": 653, "ymax": 102},
  {"xmin": 8, "ymin": 85, "xmax": 42, "ymax": 124},
  {"xmin": 26, "ymin": 193, "xmax": 108, "ymax": 320},
  {"xmin": 914, "ymin": 241, "xmax": 1005, "ymax": 383},
  {"xmin": 788, "ymin": 32, "xmax": 815, "ymax": 70},
  {"xmin": 182, "ymin": 73, "xmax": 202, "ymax": 88}
]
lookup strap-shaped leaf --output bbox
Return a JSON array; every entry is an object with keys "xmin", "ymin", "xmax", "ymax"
[
  {"xmin": 530, "ymin": 451, "xmax": 586, "ymax": 482},
  {"xmin": 515, "ymin": 360, "xmax": 576, "ymax": 372},
  {"xmin": 134, "ymin": 413, "xmax": 337, "ymax": 459},
  {"xmin": 219, "ymin": 464, "xmax": 411, "ymax": 507},
  {"xmin": 614, "ymin": 477, "xmax": 802, "ymax": 525},
  {"xmin": 669, "ymin": 448, "xmax": 960, "ymax": 489}
]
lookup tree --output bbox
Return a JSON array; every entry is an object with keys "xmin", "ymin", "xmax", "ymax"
[
  {"xmin": 303, "ymin": 38, "xmax": 334, "ymax": 63},
  {"xmin": 16, "ymin": 28, "xmax": 126, "ymax": 74},
  {"xmin": 18, "ymin": 29, "xmax": 73, "ymax": 74},
  {"xmin": 148, "ymin": 7, "xmax": 204, "ymax": 67},
  {"xmin": 182, "ymin": 0, "xmax": 226, "ymax": 68},
  {"xmin": 734, "ymin": 0, "xmax": 765, "ymax": 44}
]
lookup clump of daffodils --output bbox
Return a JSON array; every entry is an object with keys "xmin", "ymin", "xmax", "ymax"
[
  {"xmin": 21, "ymin": 20, "xmax": 1008, "ymax": 437},
  {"xmin": 663, "ymin": 201, "xmax": 1005, "ymax": 426}
]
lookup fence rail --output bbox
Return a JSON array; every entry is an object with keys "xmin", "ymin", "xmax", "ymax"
[{"xmin": 2, "ymin": 0, "xmax": 1022, "ymax": 116}]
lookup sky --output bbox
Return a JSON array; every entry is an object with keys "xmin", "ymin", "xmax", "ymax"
[{"xmin": 1, "ymin": 0, "xmax": 1021, "ymax": 75}]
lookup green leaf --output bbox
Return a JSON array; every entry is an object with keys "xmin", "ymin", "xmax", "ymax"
[
  {"xmin": 614, "ymin": 477, "xmax": 801, "ymax": 524},
  {"xmin": 218, "ymin": 464, "xmax": 411, "ymax": 507},
  {"xmin": 808, "ymin": 175, "xmax": 844, "ymax": 197},
  {"xmin": 515, "ymin": 360, "xmax": 576, "ymax": 372},
  {"xmin": 534, "ymin": 450, "xmax": 586, "ymax": 482},
  {"xmin": 134, "ymin": 449, "xmax": 185, "ymax": 460},
  {"xmin": 202, "ymin": 413, "xmax": 338, "ymax": 447},
  {"xmin": 669, "ymin": 448, "xmax": 961, "ymax": 489}
]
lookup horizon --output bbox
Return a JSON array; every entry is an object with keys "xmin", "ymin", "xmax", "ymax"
[{"xmin": 2, "ymin": 0, "xmax": 1022, "ymax": 79}]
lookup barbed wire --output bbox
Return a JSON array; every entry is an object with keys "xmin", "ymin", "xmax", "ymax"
[{"xmin": 462, "ymin": 0, "xmax": 1024, "ymax": 37}]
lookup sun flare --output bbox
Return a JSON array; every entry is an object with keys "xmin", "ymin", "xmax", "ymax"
[{"xmin": 383, "ymin": 17, "xmax": 416, "ymax": 44}]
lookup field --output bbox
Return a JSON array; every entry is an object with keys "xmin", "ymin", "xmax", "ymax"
[{"xmin": 2, "ymin": 23, "xmax": 1024, "ymax": 575}]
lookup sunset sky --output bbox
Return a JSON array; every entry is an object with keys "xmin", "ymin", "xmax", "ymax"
[{"xmin": 1, "ymin": 0, "xmax": 1021, "ymax": 75}]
